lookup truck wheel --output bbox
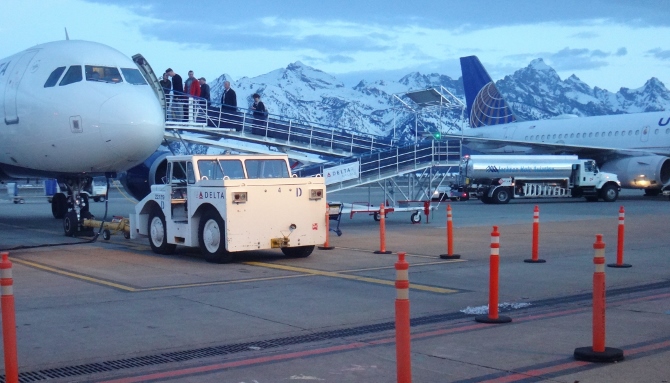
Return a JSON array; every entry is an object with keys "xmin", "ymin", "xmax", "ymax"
[
  {"xmin": 281, "ymin": 245, "xmax": 315, "ymax": 258},
  {"xmin": 410, "ymin": 212, "xmax": 421, "ymax": 224},
  {"xmin": 148, "ymin": 208, "xmax": 176, "ymax": 255},
  {"xmin": 52, "ymin": 193, "xmax": 68, "ymax": 219},
  {"xmin": 63, "ymin": 210, "xmax": 78, "ymax": 237},
  {"xmin": 102, "ymin": 229, "xmax": 111, "ymax": 241},
  {"xmin": 199, "ymin": 209, "xmax": 233, "ymax": 264},
  {"xmin": 600, "ymin": 184, "xmax": 618, "ymax": 202},
  {"xmin": 585, "ymin": 196, "xmax": 599, "ymax": 202},
  {"xmin": 373, "ymin": 212, "xmax": 380, "ymax": 221},
  {"xmin": 93, "ymin": 197, "xmax": 100, "ymax": 202},
  {"xmin": 493, "ymin": 188, "xmax": 511, "ymax": 204},
  {"xmin": 480, "ymin": 194, "xmax": 492, "ymax": 204}
]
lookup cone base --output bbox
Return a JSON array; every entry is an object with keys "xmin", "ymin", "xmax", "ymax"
[
  {"xmin": 607, "ymin": 263, "xmax": 632, "ymax": 268},
  {"xmin": 374, "ymin": 250, "xmax": 392, "ymax": 254},
  {"xmin": 439, "ymin": 254, "xmax": 461, "ymax": 259},
  {"xmin": 524, "ymin": 259, "xmax": 546, "ymax": 263},
  {"xmin": 474, "ymin": 314, "xmax": 512, "ymax": 324},
  {"xmin": 574, "ymin": 346, "xmax": 624, "ymax": 363},
  {"xmin": 318, "ymin": 246, "xmax": 335, "ymax": 250}
]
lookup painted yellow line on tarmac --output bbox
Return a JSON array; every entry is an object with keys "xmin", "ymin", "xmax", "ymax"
[
  {"xmin": 139, "ymin": 274, "xmax": 311, "ymax": 291},
  {"xmin": 245, "ymin": 262, "xmax": 458, "ymax": 294},
  {"xmin": 11, "ymin": 258, "xmax": 139, "ymax": 292},
  {"xmin": 338, "ymin": 259, "xmax": 465, "ymax": 273},
  {"xmin": 328, "ymin": 246, "xmax": 451, "ymax": 259}
]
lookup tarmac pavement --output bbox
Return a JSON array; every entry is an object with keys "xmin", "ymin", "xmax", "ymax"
[{"xmin": 0, "ymin": 188, "xmax": 668, "ymax": 382}]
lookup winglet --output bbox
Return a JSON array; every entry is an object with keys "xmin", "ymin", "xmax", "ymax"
[
  {"xmin": 64, "ymin": 27, "xmax": 70, "ymax": 41},
  {"xmin": 460, "ymin": 56, "xmax": 516, "ymax": 128}
]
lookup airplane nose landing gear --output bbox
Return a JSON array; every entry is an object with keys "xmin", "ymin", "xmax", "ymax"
[{"xmin": 60, "ymin": 177, "xmax": 95, "ymax": 237}]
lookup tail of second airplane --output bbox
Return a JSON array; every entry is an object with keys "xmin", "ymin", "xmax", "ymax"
[{"xmin": 460, "ymin": 55, "xmax": 516, "ymax": 128}]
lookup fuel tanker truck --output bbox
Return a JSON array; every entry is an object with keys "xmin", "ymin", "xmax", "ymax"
[{"xmin": 459, "ymin": 155, "xmax": 621, "ymax": 204}]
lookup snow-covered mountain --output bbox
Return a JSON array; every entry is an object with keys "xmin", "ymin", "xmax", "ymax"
[{"xmin": 207, "ymin": 58, "xmax": 670, "ymax": 142}]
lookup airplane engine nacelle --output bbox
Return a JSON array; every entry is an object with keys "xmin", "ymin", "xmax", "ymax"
[
  {"xmin": 119, "ymin": 151, "xmax": 170, "ymax": 201},
  {"xmin": 600, "ymin": 155, "xmax": 670, "ymax": 189}
]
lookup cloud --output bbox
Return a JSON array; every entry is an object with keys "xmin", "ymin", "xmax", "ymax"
[
  {"xmin": 615, "ymin": 47, "xmax": 627, "ymax": 56},
  {"xmin": 571, "ymin": 31, "xmax": 599, "ymax": 39},
  {"xmin": 647, "ymin": 48, "xmax": 670, "ymax": 60}
]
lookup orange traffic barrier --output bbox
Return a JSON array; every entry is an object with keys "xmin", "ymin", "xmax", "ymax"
[
  {"xmin": 374, "ymin": 204, "xmax": 392, "ymax": 254},
  {"xmin": 608, "ymin": 206, "xmax": 631, "ymax": 268},
  {"xmin": 574, "ymin": 235, "xmax": 624, "ymax": 362},
  {"xmin": 0, "ymin": 252, "xmax": 18, "ymax": 383},
  {"xmin": 524, "ymin": 205, "xmax": 546, "ymax": 263},
  {"xmin": 440, "ymin": 204, "xmax": 460, "ymax": 259},
  {"xmin": 395, "ymin": 252, "xmax": 412, "ymax": 383},
  {"xmin": 475, "ymin": 226, "xmax": 512, "ymax": 324},
  {"xmin": 318, "ymin": 203, "xmax": 334, "ymax": 250}
]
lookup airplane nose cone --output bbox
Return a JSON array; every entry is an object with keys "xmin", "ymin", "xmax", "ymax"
[{"xmin": 99, "ymin": 91, "xmax": 165, "ymax": 171}]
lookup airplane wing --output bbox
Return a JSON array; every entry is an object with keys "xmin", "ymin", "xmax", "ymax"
[{"xmin": 446, "ymin": 134, "xmax": 666, "ymax": 162}]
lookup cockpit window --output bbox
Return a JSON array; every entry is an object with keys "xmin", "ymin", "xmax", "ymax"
[
  {"xmin": 120, "ymin": 68, "xmax": 147, "ymax": 85},
  {"xmin": 59, "ymin": 65, "xmax": 82, "ymax": 86},
  {"xmin": 85, "ymin": 65, "xmax": 122, "ymax": 83},
  {"xmin": 44, "ymin": 66, "xmax": 66, "ymax": 87}
]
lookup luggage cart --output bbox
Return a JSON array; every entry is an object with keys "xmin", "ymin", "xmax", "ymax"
[{"xmin": 327, "ymin": 202, "xmax": 343, "ymax": 236}]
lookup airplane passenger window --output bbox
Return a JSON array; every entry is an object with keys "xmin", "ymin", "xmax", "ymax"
[
  {"xmin": 541, "ymin": 135, "xmax": 545, "ymax": 140},
  {"xmin": 85, "ymin": 65, "xmax": 122, "ymax": 83},
  {"xmin": 59, "ymin": 65, "xmax": 82, "ymax": 86},
  {"xmin": 667, "ymin": 128, "xmax": 670, "ymax": 134},
  {"xmin": 602, "ymin": 132, "xmax": 605, "ymax": 136},
  {"xmin": 558, "ymin": 134, "xmax": 562, "ymax": 139},
  {"xmin": 44, "ymin": 67, "xmax": 66, "ymax": 87},
  {"xmin": 608, "ymin": 132, "xmax": 612, "ymax": 136},
  {"xmin": 576, "ymin": 133, "xmax": 580, "ymax": 138},
  {"xmin": 570, "ymin": 133, "xmax": 574, "ymax": 138},
  {"xmin": 595, "ymin": 132, "xmax": 599, "ymax": 137},
  {"xmin": 615, "ymin": 131, "xmax": 619, "ymax": 136},
  {"xmin": 120, "ymin": 68, "xmax": 147, "ymax": 85},
  {"xmin": 635, "ymin": 130, "xmax": 639, "ymax": 135},
  {"xmin": 589, "ymin": 133, "xmax": 593, "ymax": 138}
]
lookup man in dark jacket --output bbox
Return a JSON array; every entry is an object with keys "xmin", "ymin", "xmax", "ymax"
[
  {"xmin": 166, "ymin": 68, "xmax": 184, "ymax": 121},
  {"xmin": 199, "ymin": 77, "xmax": 210, "ymax": 104},
  {"xmin": 221, "ymin": 81, "xmax": 237, "ymax": 110}
]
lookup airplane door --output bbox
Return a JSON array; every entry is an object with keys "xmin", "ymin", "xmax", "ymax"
[
  {"xmin": 3, "ymin": 50, "xmax": 38, "ymax": 125},
  {"xmin": 640, "ymin": 126, "xmax": 649, "ymax": 142},
  {"xmin": 132, "ymin": 54, "xmax": 166, "ymax": 114},
  {"xmin": 503, "ymin": 126, "xmax": 516, "ymax": 152}
]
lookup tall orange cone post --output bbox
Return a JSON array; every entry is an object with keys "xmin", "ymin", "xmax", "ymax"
[
  {"xmin": 475, "ymin": 226, "xmax": 512, "ymax": 324},
  {"xmin": 318, "ymin": 203, "xmax": 334, "ymax": 250},
  {"xmin": 395, "ymin": 252, "xmax": 412, "ymax": 383},
  {"xmin": 524, "ymin": 205, "xmax": 546, "ymax": 263},
  {"xmin": 374, "ymin": 204, "xmax": 392, "ymax": 254},
  {"xmin": 608, "ymin": 206, "xmax": 631, "ymax": 268},
  {"xmin": 440, "ymin": 204, "xmax": 460, "ymax": 259},
  {"xmin": 574, "ymin": 235, "xmax": 624, "ymax": 363},
  {"xmin": 0, "ymin": 252, "xmax": 19, "ymax": 383}
]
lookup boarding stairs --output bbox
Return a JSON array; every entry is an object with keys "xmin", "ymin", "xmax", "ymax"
[{"xmin": 163, "ymin": 93, "xmax": 397, "ymax": 159}]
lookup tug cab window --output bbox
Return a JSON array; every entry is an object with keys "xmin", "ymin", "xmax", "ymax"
[
  {"xmin": 245, "ymin": 159, "xmax": 289, "ymax": 179},
  {"xmin": 44, "ymin": 66, "xmax": 66, "ymax": 87},
  {"xmin": 86, "ymin": 65, "xmax": 122, "ymax": 83},
  {"xmin": 120, "ymin": 68, "xmax": 147, "ymax": 85},
  {"xmin": 197, "ymin": 159, "xmax": 244, "ymax": 180},
  {"xmin": 59, "ymin": 65, "xmax": 82, "ymax": 86}
]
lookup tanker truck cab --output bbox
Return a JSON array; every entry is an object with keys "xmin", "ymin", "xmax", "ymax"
[
  {"xmin": 130, "ymin": 154, "xmax": 327, "ymax": 263},
  {"xmin": 461, "ymin": 155, "xmax": 621, "ymax": 204}
]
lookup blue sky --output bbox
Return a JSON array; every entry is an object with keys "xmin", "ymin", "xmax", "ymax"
[{"xmin": 1, "ymin": 0, "xmax": 669, "ymax": 91}]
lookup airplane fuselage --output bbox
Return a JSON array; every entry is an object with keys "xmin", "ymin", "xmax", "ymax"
[{"xmin": 0, "ymin": 40, "xmax": 164, "ymax": 179}]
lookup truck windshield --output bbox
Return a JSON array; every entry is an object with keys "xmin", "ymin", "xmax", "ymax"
[
  {"xmin": 245, "ymin": 159, "xmax": 289, "ymax": 179},
  {"xmin": 197, "ymin": 159, "xmax": 244, "ymax": 180}
]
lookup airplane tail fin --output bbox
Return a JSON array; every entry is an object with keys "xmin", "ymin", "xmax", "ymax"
[{"xmin": 460, "ymin": 55, "xmax": 516, "ymax": 128}]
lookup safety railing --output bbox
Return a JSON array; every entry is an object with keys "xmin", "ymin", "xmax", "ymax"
[{"xmin": 163, "ymin": 91, "xmax": 397, "ymax": 155}]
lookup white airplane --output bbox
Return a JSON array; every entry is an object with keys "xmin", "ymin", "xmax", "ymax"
[
  {"xmin": 457, "ymin": 56, "xmax": 670, "ymax": 195},
  {"xmin": 0, "ymin": 40, "xmax": 165, "ymax": 233}
]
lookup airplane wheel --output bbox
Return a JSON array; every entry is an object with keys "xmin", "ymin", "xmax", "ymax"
[
  {"xmin": 148, "ymin": 207, "xmax": 176, "ymax": 255},
  {"xmin": 199, "ymin": 208, "xmax": 233, "ymax": 263},
  {"xmin": 63, "ymin": 211, "xmax": 78, "ymax": 237},
  {"xmin": 410, "ymin": 212, "xmax": 421, "ymax": 224},
  {"xmin": 52, "ymin": 193, "xmax": 68, "ymax": 219}
]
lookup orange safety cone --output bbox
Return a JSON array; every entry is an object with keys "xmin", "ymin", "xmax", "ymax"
[
  {"xmin": 608, "ymin": 206, "xmax": 631, "ymax": 268},
  {"xmin": 440, "ymin": 204, "xmax": 461, "ymax": 259},
  {"xmin": 574, "ymin": 235, "xmax": 624, "ymax": 362},
  {"xmin": 475, "ymin": 226, "xmax": 512, "ymax": 324},
  {"xmin": 0, "ymin": 252, "xmax": 19, "ymax": 383},
  {"xmin": 524, "ymin": 205, "xmax": 546, "ymax": 263},
  {"xmin": 318, "ymin": 203, "xmax": 334, "ymax": 250},
  {"xmin": 395, "ymin": 252, "xmax": 412, "ymax": 383},
  {"xmin": 374, "ymin": 203, "xmax": 392, "ymax": 254}
]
